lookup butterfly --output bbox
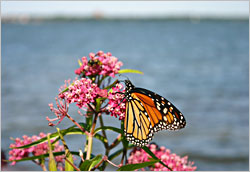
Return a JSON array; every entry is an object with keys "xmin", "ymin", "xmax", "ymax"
[{"xmin": 123, "ymin": 80, "xmax": 186, "ymax": 147}]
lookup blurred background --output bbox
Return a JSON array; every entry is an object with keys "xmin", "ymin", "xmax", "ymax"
[{"xmin": 1, "ymin": 1, "xmax": 249, "ymax": 171}]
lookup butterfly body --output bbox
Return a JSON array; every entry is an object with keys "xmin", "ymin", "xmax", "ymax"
[{"xmin": 123, "ymin": 80, "xmax": 186, "ymax": 147}]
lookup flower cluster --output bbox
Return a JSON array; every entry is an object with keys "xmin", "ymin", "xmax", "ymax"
[
  {"xmin": 9, "ymin": 133, "xmax": 64, "ymax": 166},
  {"xmin": 75, "ymin": 51, "xmax": 123, "ymax": 77},
  {"xmin": 59, "ymin": 78, "xmax": 107, "ymax": 109},
  {"xmin": 127, "ymin": 143, "xmax": 197, "ymax": 171},
  {"xmin": 107, "ymin": 83, "xmax": 126, "ymax": 120}
]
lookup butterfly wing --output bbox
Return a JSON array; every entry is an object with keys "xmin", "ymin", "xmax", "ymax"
[
  {"xmin": 124, "ymin": 98, "xmax": 154, "ymax": 147},
  {"xmin": 130, "ymin": 87, "xmax": 186, "ymax": 131}
]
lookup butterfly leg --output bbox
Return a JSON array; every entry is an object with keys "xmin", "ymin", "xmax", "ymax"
[{"xmin": 113, "ymin": 92, "xmax": 126, "ymax": 107}]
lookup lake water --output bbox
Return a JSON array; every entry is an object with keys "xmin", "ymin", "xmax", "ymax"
[{"xmin": 2, "ymin": 19, "xmax": 249, "ymax": 171}]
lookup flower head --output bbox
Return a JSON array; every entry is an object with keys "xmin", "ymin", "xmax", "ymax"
[
  {"xmin": 9, "ymin": 133, "xmax": 64, "ymax": 167},
  {"xmin": 59, "ymin": 78, "xmax": 107, "ymax": 109},
  {"xmin": 107, "ymin": 83, "xmax": 126, "ymax": 120},
  {"xmin": 75, "ymin": 51, "xmax": 123, "ymax": 78},
  {"xmin": 127, "ymin": 143, "xmax": 197, "ymax": 171},
  {"xmin": 8, "ymin": 136, "xmax": 33, "ymax": 165}
]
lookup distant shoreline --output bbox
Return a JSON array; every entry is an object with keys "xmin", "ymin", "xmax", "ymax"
[{"xmin": 2, "ymin": 15, "xmax": 249, "ymax": 24}]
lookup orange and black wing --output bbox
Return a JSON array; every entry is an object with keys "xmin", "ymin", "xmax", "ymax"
[
  {"xmin": 124, "ymin": 98, "xmax": 154, "ymax": 147},
  {"xmin": 131, "ymin": 87, "xmax": 186, "ymax": 131},
  {"xmin": 124, "ymin": 87, "xmax": 186, "ymax": 147}
]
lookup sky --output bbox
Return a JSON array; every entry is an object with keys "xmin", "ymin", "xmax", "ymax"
[{"xmin": 1, "ymin": 1, "xmax": 249, "ymax": 18}]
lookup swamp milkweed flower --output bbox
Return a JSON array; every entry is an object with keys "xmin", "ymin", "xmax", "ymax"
[
  {"xmin": 47, "ymin": 78, "xmax": 108, "ymax": 125},
  {"xmin": 75, "ymin": 51, "xmax": 123, "ymax": 77},
  {"xmin": 107, "ymin": 83, "xmax": 126, "ymax": 120},
  {"xmin": 59, "ymin": 78, "xmax": 107, "ymax": 109},
  {"xmin": 9, "ymin": 133, "xmax": 64, "ymax": 167},
  {"xmin": 127, "ymin": 143, "xmax": 197, "ymax": 171}
]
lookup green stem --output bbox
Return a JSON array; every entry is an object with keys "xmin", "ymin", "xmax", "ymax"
[
  {"xmin": 65, "ymin": 113, "xmax": 89, "ymax": 136},
  {"xmin": 109, "ymin": 134, "xmax": 122, "ymax": 149},
  {"xmin": 86, "ymin": 135, "xmax": 93, "ymax": 160},
  {"xmin": 99, "ymin": 116, "xmax": 109, "ymax": 149},
  {"xmin": 86, "ymin": 112, "xmax": 99, "ymax": 160},
  {"xmin": 98, "ymin": 112, "xmax": 110, "ymax": 170},
  {"xmin": 120, "ymin": 120, "xmax": 128, "ymax": 165},
  {"xmin": 101, "ymin": 134, "xmax": 122, "ymax": 170},
  {"xmin": 84, "ymin": 112, "xmax": 93, "ymax": 154}
]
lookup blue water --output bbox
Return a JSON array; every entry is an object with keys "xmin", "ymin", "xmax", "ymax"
[{"xmin": 2, "ymin": 19, "xmax": 249, "ymax": 171}]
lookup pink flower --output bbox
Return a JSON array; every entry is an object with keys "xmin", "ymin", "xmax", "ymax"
[
  {"xmin": 98, "ymin": 89, "xmax": 108, "ymax": 98},
  {"xmin": 59, "ymin": 78, "xmax": 106, "ymax": 109},
  {"xmin": 127, "ymin": 143, "xmax": 197, "ymax": 171},
  {"xmin": 9, "ymin": 136, "xmax": 33, "ymax": 165},
  {"xmin": 9, "ymin": 133, "xmax": 64, "ymax": 167},
  {"xmin": 47, "ymin": 78, "xmax": 107, "ymax": 125},
  {"xmin": 46, "ymin": 96, "xmax": 69, "ymax": 126},
  {"xmin": 107, "ymin": 83, "xmax": 126, "ymax": 120},
  {"xmin": 75, "ymin": 51, "xmax": 123, "ymax": 78}
]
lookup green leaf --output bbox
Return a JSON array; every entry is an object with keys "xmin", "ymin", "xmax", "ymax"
[
  {"xmin": 65, "ymin": 151, "xmax": 74, "ymax": 171},
  {"xmin": 47, "ymin": 134, "xmax": 57, "ymax": 171},
  {"xmin": 142, "ymin": 146, "xmax": 172, "ymax": 171},
  {"xmin": 12, "ymin": 125, "xmax": 106, "ymax": 149},
  {"xmin": 118, "ymin": 69, "xmax": 144, "ymax": 75},
  {"xmin": 79, "ymin": 154, "xmax": 102, "ymax": 171},
  {"xmin": 60, "ymin": 82, "xmax": 75, "ymax": 94},
  {"xmin": 78, "ymin": 59, "xmax": 82, "ymax": 66},
  {"xmin": 117, "ymin": 159, "xmax": 160, "ymax": 171},
  {"xmin": 6, "ymin": 151, "xmax": 79, "ymax": 163},
  {"xmin": 57, "ymin": 128, "xmax": 74, "ymax": 171},
  {"xmin": 11, "ymin": 126, "xmax": 76, "ymax": 149},
  {"xmin": 94, "ymin": 133, "xmax": 108, "ymax": 145},
  {"xmin": 94, "ymin": 126, "xmax": 122, "ymax": 135}
]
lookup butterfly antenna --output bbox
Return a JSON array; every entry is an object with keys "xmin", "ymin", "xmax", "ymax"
[{"xmin": 119, "ymin": 74, "xmax": 129, "ymax": 81}]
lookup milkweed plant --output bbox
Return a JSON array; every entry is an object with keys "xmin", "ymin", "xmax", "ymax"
[{"xmin": 7, "ymin": 51, "xmax": 197, "ymax": 171}]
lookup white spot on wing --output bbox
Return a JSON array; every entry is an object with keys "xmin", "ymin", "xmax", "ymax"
[
  {"xmin": 157, "ymin": 106, "xmax": 161, "ymax": 110},
  {"xmin": 163, "ymin": 116, "xmax": 168, "ymax": 121},
  {"xmin": 163, "ymin": 108, "xmax": 168, "ymax": 114}
]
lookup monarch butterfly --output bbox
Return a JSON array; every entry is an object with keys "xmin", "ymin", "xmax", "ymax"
[{"xmin": 123, "ymin": 80, "xmax": 186, "ymax": 147}]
